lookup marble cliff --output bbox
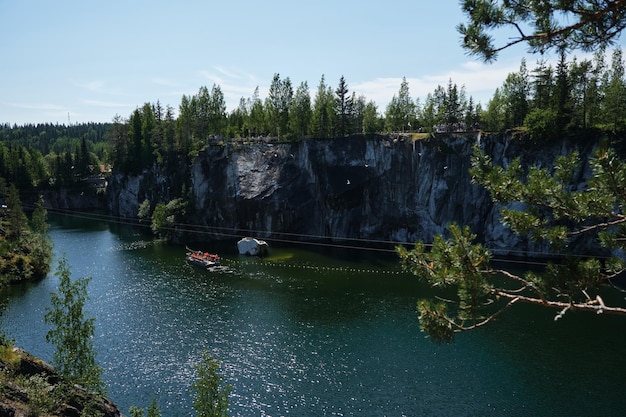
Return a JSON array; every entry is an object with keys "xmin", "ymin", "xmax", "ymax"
[{"xmin": 107, "ymin": 134, "xmax": 599, "ymax": 257}]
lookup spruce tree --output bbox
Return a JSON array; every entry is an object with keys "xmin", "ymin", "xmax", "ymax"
[
  {"xmin": 5, "ymin": 184, "xmax": 27, "ymax": 239},
  {"xmin": 335, "ymin": 75, "xmax": 351, "ymax": 136}
]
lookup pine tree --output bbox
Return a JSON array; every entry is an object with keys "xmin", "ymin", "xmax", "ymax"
[
  {"xmin": 554, "ymin": 50, "xmax": 573, "ymax": 135},
  {"xmin": 601, "ymin": 48, "xmax": 626, "ymax": 131},
  {"xmin": 458, "ymin": 0, "xmax": 626, "ymax": 61},
  {"xmin": 362, "ymin": 101, "xmax": 380, "ymax": 134},
  {"xmin": 209, "ymin": 84, "xmax": 227, "ymax": 136},
  {"xmin": 399, "ymin": 2, "xmax": 626, "ymax": 342},
  {"xmin": 5, "ymin": 184, "xmax": 27, "ymax": 239},
  {"xmin": 385, "ymin": 77, "xmax": 415, "ymax": 132},
  {"xmin": 311, "ymin": 75, "xmax": 336, "ymax": 139},
  {"xmin": 266, "ymin": 74, "xmax": 293, "ymax": 137},
  {"xmin": 500, "ymin": 59, "xmax": 530, "ymax": 128},
  {"xmin": 248, "ymin": 87, "xmax": 266, "ymax": 137},
  {"xmin": 288, "ymin": 81, "xmax": 312, "ymax": 139},
  {"xmin": 335, "ymin": 75, "xmax": 351, "ymax": 136}
]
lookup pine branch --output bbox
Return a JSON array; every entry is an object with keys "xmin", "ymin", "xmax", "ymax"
[
  {"xmin": 449, "ymin": 297, "xmax": 522, "ymax": 333},
  {"xmin": 493, "ymin": 289, "xmax": 626, "ymax": 316},
  {"xmin": 569, "ymin": 213, "xmax": 626, "ymax": 236}
]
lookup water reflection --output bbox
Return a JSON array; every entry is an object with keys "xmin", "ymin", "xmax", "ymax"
[{"xmin": 0, "ymin": 214, "xmax": 625, "ymax": 416}]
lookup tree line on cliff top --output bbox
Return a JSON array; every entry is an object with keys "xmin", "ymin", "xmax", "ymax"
[
  {"xmin": 2, "ymin": 40, "xmax": 626, "ymax": 184},
  {"xmin": 82, "ymin": 46, "xmax": 626, "ymax": 178}
]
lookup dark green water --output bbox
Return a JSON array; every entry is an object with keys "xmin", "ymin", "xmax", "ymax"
[{"xmin": 1, "ymin": 214, "xmax": 626, "ymax": 416}]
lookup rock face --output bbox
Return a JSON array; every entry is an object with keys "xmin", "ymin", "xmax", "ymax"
[
  {"xmin": 0, "ymin": 348, "xmax": 121, "ymax": 417},
  {"xmin": 41, "ymin": 189, "xmax": 107, "ymax": 211},
  {"xmin": 237, "ymin": 237, "xmax": 270, "ymax": 256},
  {"xmin": 108, "ymin": 134, "xmax": 601, "ymax": 257},
  {"xmin": 189, "ymin": 135, "xmax": 488, "ymax": 243}
]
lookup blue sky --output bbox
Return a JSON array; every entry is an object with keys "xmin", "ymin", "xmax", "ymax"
[{"xmin": 1, "ymin": 1, "xmax": 619, "ymax": 125}]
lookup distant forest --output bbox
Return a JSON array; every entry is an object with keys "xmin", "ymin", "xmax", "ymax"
[{"xmin": 2, "ymin": 47, "xmax": 626, "ymax": 193}]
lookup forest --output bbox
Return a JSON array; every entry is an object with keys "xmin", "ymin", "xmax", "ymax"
[{"xmin": 1, "ymin": 47, "xmax": 626, "ymax": 195}]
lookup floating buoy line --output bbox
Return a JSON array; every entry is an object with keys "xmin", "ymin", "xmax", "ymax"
[{"xmin": 222, "ymin": 257, "xmax": 406, "ymax": 276}]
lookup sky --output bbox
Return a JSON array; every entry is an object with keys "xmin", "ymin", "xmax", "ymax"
[{"xmin": 1, "ymin": 1, "xmax": 622, "ymax": 126}]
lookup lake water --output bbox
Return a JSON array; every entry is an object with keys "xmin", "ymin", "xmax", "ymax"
[{"xmin": 1, "ymin": 213, "xmax": 626, "ymax": 416}]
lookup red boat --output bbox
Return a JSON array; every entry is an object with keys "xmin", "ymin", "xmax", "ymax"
[{"xmin": 186, "ymin": 248, "xmax": 220, "ymax": 268}]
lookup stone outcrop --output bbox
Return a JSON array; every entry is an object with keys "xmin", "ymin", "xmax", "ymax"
[
  {"xmin": 107, "ymin": 134, "xmax": 602, "ymax": 257},
  {"xmin": 237, "ymin": 237, "xmax": 270, "ymax": 256},
  {"xmin": 0, "ymin": 347, "xmax": 121, "ymax": 417},
  {"xmin": 41, "ymin": 188, "xmax": 107, "ymax": 212}
]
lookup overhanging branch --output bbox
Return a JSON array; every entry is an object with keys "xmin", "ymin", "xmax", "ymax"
[{"xmin": 494, "ymin": 289, "xmax": 626, "ymax": 315}]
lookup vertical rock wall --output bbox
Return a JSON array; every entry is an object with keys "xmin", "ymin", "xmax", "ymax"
[
  {"xmin": 190, "ymin": 135, "xmax": 493, "ymax": 245},
  {"xmin": 108, "ymin": 134, "xmax": 599, "ymax": 256}
]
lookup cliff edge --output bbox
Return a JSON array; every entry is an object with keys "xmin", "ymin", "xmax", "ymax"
[
  {"xmin": 0, "ymin": 347, "xmax": 121, "ymax": 417},
  {"xmin": 107, "ymin": 134, "xmax": 602, "ymax": 257}
]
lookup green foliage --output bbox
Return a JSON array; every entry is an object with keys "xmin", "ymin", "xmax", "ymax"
[
  {"xmin": 27, "ymin": 195, "xmax": 53, "ymax": 279},
  {"xmin": 151, "ymin": 203, "xmax": 168, "ymax": 237},
  {"xmin": 385, "ymin": 77, "xmax": 416, "ymax": 132},
  {"xmin": 20, "ymin": 374, "xmax": 58, "ymax": 415},
  {"xmin": 481, "ymin": 45, "xmax": 626, "ymax": 135},
  {"xmin": 288, "ymin": 81, "xmax": 312, "ymax": 139},
  {"xmin": 311, "ymin": 75, "xmax": 336, "ymax": 139},
  {"xmin": 401, "ymin": 144, "xmax": 626, "ymax": 342},
  {"xmin": 30, "ymin": 195, "xmax": 48, "ymax": 234},
  {"xmin": 80, "ymin": 396, "xmax": 105, "ymax": 417},
  {"xmin": 5, "ymin": 184, "xmax": 27, "ymax": 239},
  {"xmin": 0, "ymin": 122, "xmax": 109, "ymax": 190},
  {"xmin": 523, "ymin": 108, "xmax": 558, "ymax": 141},
  {"xmin": 499, "ymin": 60, "xmax": 530, "ymax": 128},
  {"xmin": 130, "ymin": 405, "xmax": 145, "ymax": 417},
  {"xmin": 600, "ymin": 48, "xmax": 626, "ymax": 132},
  {"xmin": 481, "ymin": 88, "xmax": 506, "ymax": 131},
  {"xmin": 362, "ymin": 101, "xmax": 382, "ymax": 134},
  {"xmin": 416, "ymin": 300, "xmax": 454, "ymax": 344},
  {"xmin": 0, "ymin": 189, "xmax": 51, "ymax": 285},
  {"xmin": 44, "ymin": 255, "xmax": 105, "ymax": 394},
  {"xmin": 150, "ymin": 198, "xmax": 187, "ymax": 240},
  {"xmin": 266, "ymin": 74, "xmax": 293, "ymax": 137},
  {"xmin": 146, "ymin": 398, "xmax": 161, "ymax": 417},
  {"xmin": 458, "ymin": 0, "xmax": 626, "ymax": 62},
  {"xmin": 398, "ymin": 223, "xmax": 494, "ymax": 341},
  {"xmin": 191, "ymin": 350, "xmax": 231, "ymax": 417},
  {"xmin": 0, "ymin": 330, "xmax": 14, "ymax": 350},
  {"xmin": 130, "ymin": 399, "xmax": 161, "ymax": 417},
  {"xmin": 138, "ymin": 198, "xmax": 152, "ymax": 222},
  {"xmin": 334, "ymin": 75, "xmax": 352, "ymax": 136}
]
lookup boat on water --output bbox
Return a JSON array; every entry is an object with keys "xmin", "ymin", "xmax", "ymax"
[{"xmin": 186, "ymin": 248, "xmax": 220, "ymax": 268}]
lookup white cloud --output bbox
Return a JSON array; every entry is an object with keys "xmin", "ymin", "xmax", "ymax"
[
  {"xmin": 196, "ymin": 67, "xmax": 266, "ymax": 111},
  {"xmin": 82, "ymin": 99, "xmax": 133, "ymax": 108},
  {"xmin": 72, "ymin": 79, "xmax": 126, "ymax": 96},
  {"xmin": 352, "ymin": 59, "xmax": 520, "ymax": 110},
  {"xmin": 198, "ymin": 70, "xmax": 224, "ymax": 86},
  {"xmin": 351, "ymin": 78, "xmax": 404, "ymax": 108},
  {"xmin": 213, "ymin": 66, "xmax": 243, "ymax": 80},
  {"xmin": 150, "ymin": 77, "xmax": 180, "ymax": 88}
]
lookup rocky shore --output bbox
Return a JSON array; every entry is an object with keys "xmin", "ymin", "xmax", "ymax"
[{"xmin": 0, "ymin": 347, "xmax": 121, "ymax": 417}]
